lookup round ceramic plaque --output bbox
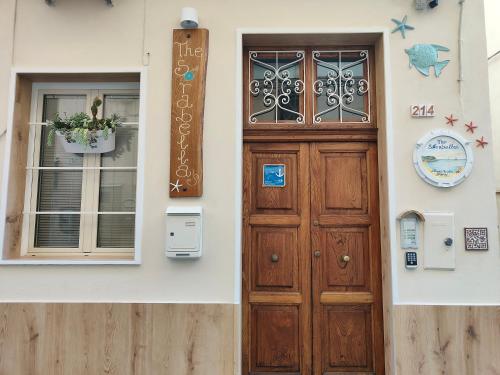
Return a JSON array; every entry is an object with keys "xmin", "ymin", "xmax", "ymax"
[{"xmin": 413, "ymin": 129, "xmax": 473, "ymax": 188}]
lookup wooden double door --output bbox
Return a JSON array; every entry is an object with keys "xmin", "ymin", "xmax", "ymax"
[{"xmin": 242, "ymin": 141, "xmax": 385, "ymax": 375}]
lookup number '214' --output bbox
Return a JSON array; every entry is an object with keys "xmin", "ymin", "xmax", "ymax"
[{"xmin": 411, "ymin": 104, "xmax": 435, "ymax": 118}]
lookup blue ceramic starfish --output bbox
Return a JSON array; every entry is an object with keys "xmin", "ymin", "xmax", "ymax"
[{"xmin": 391, "ymin": 15, "xmax": 414, "ymax": 39}]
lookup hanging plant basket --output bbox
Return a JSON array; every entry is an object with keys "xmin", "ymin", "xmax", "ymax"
[
  {"xmin": 56, "ymin": 130, "xmax": 116, "ymax": 154},
  {"xmin": 46, "ymin": 97, "xmax": 121, "ymax": 154}
]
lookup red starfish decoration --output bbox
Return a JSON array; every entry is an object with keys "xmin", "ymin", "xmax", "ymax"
[
  {"xmin": 465, "ymin": 121, "xmax": 478, "ymax": 133},
  {"xmin": 476, "ymin": 136, "xmax": 488, "ymax": 148},
  {"xmin": 445, "ymin": 114, "xmax": 458, "ymax": 126}
]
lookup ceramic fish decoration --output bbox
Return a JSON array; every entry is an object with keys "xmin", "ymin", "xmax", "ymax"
[{"xmin": 405, "ymin": 44, "xmax": 450, "ymax": 77}]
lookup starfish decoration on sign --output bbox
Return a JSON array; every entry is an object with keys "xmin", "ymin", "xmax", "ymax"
[
  {"xmin": 391, "ymin": 16, "xmax": 415, "ymax": 39},
  {"xmin": 170, "ymin": 179, "xmax": 183, "ymax": 192},
  {"xmin": 445, "ymin": 114, "xmax": 458, "ymax": 126},
  {"xmin": 476, "ymin": 136, "xmax": 488, "ymax": 148},
  {"xmin": 465, "ymin": 121, "xmax": 478, "ymax": 133}
]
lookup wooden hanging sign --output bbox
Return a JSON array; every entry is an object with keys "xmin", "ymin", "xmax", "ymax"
[{"xmin": 169, "ymin": 28, "xmax": 209, "ymax": 197}]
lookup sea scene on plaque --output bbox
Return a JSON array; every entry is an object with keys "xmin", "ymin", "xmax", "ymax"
[
  {"xmin": 421, "ymin": 136, "xmax": 467, "ymax": 180},
  {"xmin": 262, "ymin": 164, "xmax": 286, "ymax": 187}
]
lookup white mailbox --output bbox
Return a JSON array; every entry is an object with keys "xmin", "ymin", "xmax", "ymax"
[{"xmin": 166, "ymin": 207, "xmax": 202, "ymax": 258}]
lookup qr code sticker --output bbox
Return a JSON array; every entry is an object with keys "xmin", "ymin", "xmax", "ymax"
[{"xmin": 464, "ymin": 228, "xmax": 488, "ymax": 251}]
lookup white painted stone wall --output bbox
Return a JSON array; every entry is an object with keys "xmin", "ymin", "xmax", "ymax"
[
  {"xmin": 485, "ymin": 0, "xmax": 500, "ymax": 222},
  {"xmin": 0, "ymin": 0, "xmax": 498, "ymax": 304}
]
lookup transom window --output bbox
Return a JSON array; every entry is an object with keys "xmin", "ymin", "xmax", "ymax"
[
  {"xmin": 245, "ymin": 48, "xmax": 373, "ymax": 127},
  {"xmin": 312, "ymin": 50, "xmax": 370, "ymax": 123},
  {"xmin": 249, "ymin": 51, "xmax": 306, "ymax": 124},
  {"xmin": 22, "ymin": 88, "xmax": 140, "ymax": 258}
]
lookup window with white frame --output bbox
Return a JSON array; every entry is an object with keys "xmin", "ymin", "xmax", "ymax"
[{"xmin": 22, "ymin": 87, "xmax": 140, "ymax": 258}]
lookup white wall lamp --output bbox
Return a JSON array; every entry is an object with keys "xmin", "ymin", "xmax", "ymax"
[{"xmin": 180, "ymin": 7, "xmax": 199, "ymax": 29}]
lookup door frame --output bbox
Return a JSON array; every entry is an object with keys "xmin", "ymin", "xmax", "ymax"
[{"xmin": 234, "ymin": 29, "xmax": 397, "ymax": 375}]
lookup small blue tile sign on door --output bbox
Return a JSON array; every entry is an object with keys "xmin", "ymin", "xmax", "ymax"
[{"xmin": 263, "ymin": 164, "xmax": 286, "ymax": 187}]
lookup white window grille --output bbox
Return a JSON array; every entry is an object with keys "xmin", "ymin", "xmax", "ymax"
[
  {"xmin": 312, "ymin": 50, "xmax": 371, "ymax": 124},
  {"xmin": 248, "ymin": 50, "xmax": 305, "ymax": 124},
  {"xmin": 246, "ymin": 49, "xmax": 371, "ymax": 125}
]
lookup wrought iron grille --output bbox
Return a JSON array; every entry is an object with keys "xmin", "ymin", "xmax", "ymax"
[
  {"xmin": 248, "ymin": 50, "xmax": 305, "ymax": 124},
  {"xmin": 312, "ymin": 50, "xmax": 370, "ymax": 124}
]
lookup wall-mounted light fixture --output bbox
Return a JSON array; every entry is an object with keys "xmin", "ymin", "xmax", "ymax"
[
  {"xmin": 180, "ymin": 7, "xmax": 199, "ymax": 29},
  {"xmin": 429, "ymin": 0, "xmax": 439, "ymax": 8}
]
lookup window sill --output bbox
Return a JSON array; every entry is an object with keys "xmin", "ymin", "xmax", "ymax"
[{"xmin": 0, "ymin": 253, "xmax": 139, "ymax": 265}]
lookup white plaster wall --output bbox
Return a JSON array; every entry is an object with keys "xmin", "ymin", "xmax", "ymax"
[
  {"xmin": 392, "ymin": 0, "xmax": 499, "ymax": 304},
  {"xmin": 485, "ymin": 0, "xmax": 500, "ymax": 224},
  {"xmin": 0, "ymin": 0, "xmax": 498, "ymax": 304},
  {"xmin": 0, "ymin": 0, "xmax": 16, "ymax": 198}
]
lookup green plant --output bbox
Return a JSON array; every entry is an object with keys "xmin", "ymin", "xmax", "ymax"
[{"xmin": 47, "ymin": 97, "xmax": 121, "ymax": 148}]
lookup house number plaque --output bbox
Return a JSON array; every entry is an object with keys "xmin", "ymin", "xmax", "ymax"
[
  {"xmin": 410, "ymin": 104, "xmax": 435, "ymax": 118},
  {"xmin": 169, "ymin": 28, "xmax": 209, "ymax": 197}
]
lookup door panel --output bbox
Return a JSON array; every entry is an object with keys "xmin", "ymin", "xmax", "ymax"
[
  {"xmin": 311, "ymin": 142, "xmax": 384, "ymax": 375},
  {"xmin": 252, "ymin": 153, "xmax": 298, "ymax": 214},
  {"xmin": 252, "ymin": 305, "xmax": 300, "ymax": 371},
  {"xmin": 323, "ymin": 305, "xmax": 373, "ymax": 372},
  {"xmin": 252, "ymin": 227, "xmax": 299, "ymax": 291},
  {"xmin": 323, "ymin": 228, "xmax": 369, "ymax": 289},
  {"xmin": 243, "ymin": 143, "xmax": 311, "ymax": 375},
  {"xmin": 321, "ymin": 152, "xmax": 368, "ymax": 215}
]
